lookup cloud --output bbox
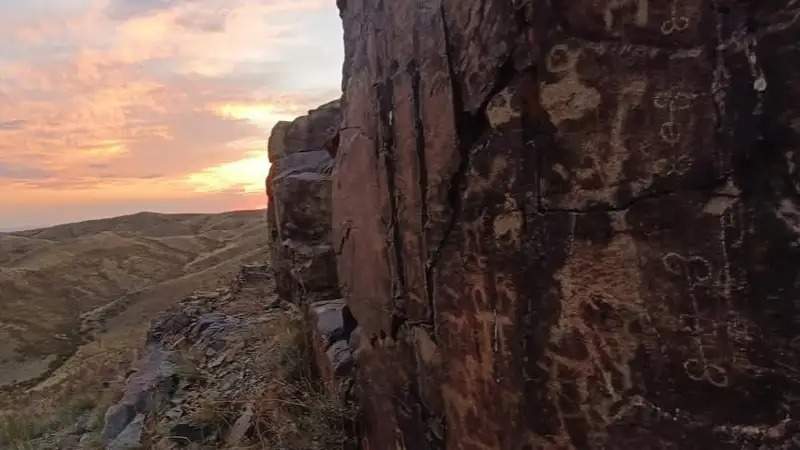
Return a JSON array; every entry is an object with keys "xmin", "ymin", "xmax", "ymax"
[
  {"xmin": 106, "ymin": 0, "xmax": 176, "ymax": 20},
  {"xmin": 0, "ymin": 162, "xmax": 49, "ymax": 179},
  {"xmin": 175, "ymin": 9, "xmax": 231, "ymax": 33},
  {"xmin": 0, "ymin": 119, "xmax": 27, "ymax": 130},
  {"xmin": 0, "ymin": 0, "xmax": 342, "ymax": 228}
]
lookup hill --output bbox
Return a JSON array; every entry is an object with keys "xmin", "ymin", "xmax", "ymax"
[{"xmin": 0, "ymin": 210, "xmax": 268, "ymax": 390}]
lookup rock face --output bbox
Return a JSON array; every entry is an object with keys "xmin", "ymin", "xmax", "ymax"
[
  {"xmin": 330, "ymin": 1, "xmax": 800, "ymax": 449},
  {"xmin": 266, "ymin": 101, "xmax": 358, "ymax": 391},
  {"xmin": 267, "ymin": 100, "xmax": 342, "ymax": 305}
]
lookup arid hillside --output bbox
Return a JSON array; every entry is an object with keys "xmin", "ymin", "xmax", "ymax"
[{"xmin": 0, "ymin": 210, "xmax": 268, "ymax": 390}]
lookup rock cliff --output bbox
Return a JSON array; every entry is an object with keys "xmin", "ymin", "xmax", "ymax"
[
  {"xmin": 268, "ymin": 1, "xmax": 800, "ymax": 449},
  {"xmin": 266, "ymin": 100, "xmax": 357, "ymax": 390},
  {"xmin": 267, "ymin": 100, "xmax": 342, "ymax": 305}
]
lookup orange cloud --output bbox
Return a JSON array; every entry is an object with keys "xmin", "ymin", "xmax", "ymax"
[{"xmin": 0, "ymin": 0, "xmax": 342, "ymax": 228}]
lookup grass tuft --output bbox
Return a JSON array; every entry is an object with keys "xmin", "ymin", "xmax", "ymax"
[
  {"xmin": 0, "ymin": 392, "xmax": 105, "ymax": 448},
  {"xmin": 0, "ymin": 412, "xmax": 47, "ymax": 449},
  {"xmin": 249, "ymin": 315, "xmax": 356, "ymax": 450}
]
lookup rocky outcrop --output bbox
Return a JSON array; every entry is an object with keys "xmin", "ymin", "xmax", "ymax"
[
  {"xmin": 266, "ymin": 100, "xmax": 342, "ymax": 306},
  {"xmin": 101, "ymin": 347, "xmax": 178, "ymax": 447},
  {"xmin": 331, "ymin": 1, "xmax": 800, "ymax": 449},
  {"xmin": 266, "ymin": 100, "xmax": 359, "ymax": 393},
  {"xmin": 99, "ymin": 264, "xmax": 355, "ymax": 449}
]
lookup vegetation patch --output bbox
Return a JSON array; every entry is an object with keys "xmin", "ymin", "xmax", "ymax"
[{"xmin": 250, "ymin": 315, "xmax": 355, "ymax": 450}]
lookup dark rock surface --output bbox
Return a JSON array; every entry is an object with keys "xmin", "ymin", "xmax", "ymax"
[
  {"xmin": 309, "ymin": 300, "xmax": 356, "ymax": 385},
  {"xmin": 101, "ymin": 346, "xmax": 178, "ymax": 446},
  {"xmin": 330, "ymin": 1, "xmax": 800, "ymax": 449},
  {"xmin": 267, "ymin": 101, "xmax": 342, "ymax": 305},
  {"xmin": 266, "ymin": 100, "xmax": 357, "ymax": 391}
]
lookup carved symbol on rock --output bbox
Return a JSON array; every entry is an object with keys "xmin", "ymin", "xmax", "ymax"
[
  {"xmin": 546, "ymin": 44, "xmax": 577, "ymax": 74},
  {"xmin": 683, "ymin": 358, "xmax": 728, "ymax": 387},
  {"xmin": 661, "ymin": 0, "xmax": 690, "ymax": 35},
  {"xmin": 662, "ymin": 252, "xmax": 711, "ymax": 287},
  {"xmin": 662, "ymin": 252, "xmax": 730, "ymax": 387},
  {"xmin": 653, "ymin": 91, "xmax": 697, "ymax": 145}
]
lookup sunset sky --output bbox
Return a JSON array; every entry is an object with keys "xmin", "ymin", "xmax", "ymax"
[{"xmin": 0, "ymin": 0, "xmax": 343, "ymax": 230}]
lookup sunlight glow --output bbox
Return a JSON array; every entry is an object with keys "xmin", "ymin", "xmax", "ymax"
[
  {"xmin": 215, "ymin": 102, "xmax": 299, "ymax": 129},
  {"xmin": 185, "ymin": 152, "xmax": 268, "ymax": 193}
]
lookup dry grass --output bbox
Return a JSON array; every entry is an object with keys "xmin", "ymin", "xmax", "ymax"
[
  {"xmin": 249, "ymin": 315, "xmax": 356, "ymax": 450},
  {"xmin": 188, "ymin": 394, "xmax": 238, "ymax": 436},
  {"xmin": 0, "ymin": 395, "xmax": 96, "ymax": 449},
  {"xmin": 0, "ymin": 413, "xmax": 44, "ymax": 449},
  {"xmin": 0, "ymin": 343, "xmax": 126, "ymax": 449}
]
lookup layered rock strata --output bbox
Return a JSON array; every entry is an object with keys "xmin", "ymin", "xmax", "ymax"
[
  {"xmin": 328, "ymin": 1, "xmax": 800, "ymax": 449},
  {"xmin": 266, "ymin": 101, "xmax": 356, "ymax": 390},
  {"xmin": 266, "ymin": 100, "xmax": 342, "ymax": 305}
]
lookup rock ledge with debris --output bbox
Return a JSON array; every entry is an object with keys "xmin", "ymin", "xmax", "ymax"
[{"xmin": 100, "ymin": 264, "xmax": 355, "ymax": 450}]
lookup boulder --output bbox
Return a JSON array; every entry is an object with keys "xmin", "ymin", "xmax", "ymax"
[
  {"xmin": 101, "ymin": 347, "xmax": 177, "ymax": 444},
  {"xmin": 325, "ymin": 341, "xmax": 354, "ymax": 378},
  {"xmin": 224, "ymin": 403, "xmax": 255, "ymax": 447},
  {"xmin": 267, "ymin": 100, "xmax": 341, "ymax": 163},
  {"xmin": 308, "ymin": 300, "xmax": 356, "ymax": 384},
  {"xmin": 107, "ymin": 414, "xmax": 145, "ymax": 450}
]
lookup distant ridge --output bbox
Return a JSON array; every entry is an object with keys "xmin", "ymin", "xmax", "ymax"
[{"xmin": 7, "ymin": 209, "xmax": 265, "ymax": 235}]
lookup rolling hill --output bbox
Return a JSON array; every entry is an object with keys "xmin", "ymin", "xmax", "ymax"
[{"xmin": 0, "ymin": 210, "xmax": 268, "ymax": 390}]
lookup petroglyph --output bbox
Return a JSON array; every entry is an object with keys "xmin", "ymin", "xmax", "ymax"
[
  {"xmin": 662, "ymin": 252, "xmax": 730, "ymax": 387},
  {"xmin": 683, "ymin": 358, "xmax": 728, "ymax": 387},
  {"xmin": 542, "ymin": 45, "xmax": 602, "ymax": 126},
  {"xmin": 492, "ymin": 199, "xmax": 524, "ymax": 247},
  {"xmin": 661, "ymin": 0, "xmax": 690, "ymax": 35},
  {"xmin": 333, "ymin": 0, "xmax": 800, "ymax": 447},
  {"xmin": 662, "ymin": 252, "xmax": 711, "ymax": 286},
  {"xmin": 545, "ymin": 235, "xmax": 649, "ymax": 441},
  {"xmin": 720, "ymin": 204, "xmax": 746, "ymax": 302},
  {"xmin": 486, "ymin": 88, "xmax": 521, "ymax": 128},
  {"xmin": 653, "ymin": 90, "xmax": 697, "ymax": 145},
  {"xmin": 546, "ymin": 44, "xmax": 578, "ymax": 74}
]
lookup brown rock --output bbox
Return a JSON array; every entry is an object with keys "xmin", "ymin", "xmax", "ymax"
[
  {"xmin": 266, "ymin": 102, "xmax": 341, "ymax": 305},
  {"xmin": 331, "ymin": 1, "xmax": 800, "ymax": 449},
  {"xmin": 268, "ymin": 100, "xmax": 341, "ymax": 163},
  {"xmin": 267, "ymin": 121, "xmax": 291, "ymax": 162}
]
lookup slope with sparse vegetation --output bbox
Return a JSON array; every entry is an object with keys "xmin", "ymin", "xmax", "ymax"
[{"xmin": 0, "ymin": 210, "xmax": 268, "ymax": 391}]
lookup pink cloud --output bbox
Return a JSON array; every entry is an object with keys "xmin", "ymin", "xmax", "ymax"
[{"xmin": 0, "ymin": 0, "xmax": 342, "ymax": 228}]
